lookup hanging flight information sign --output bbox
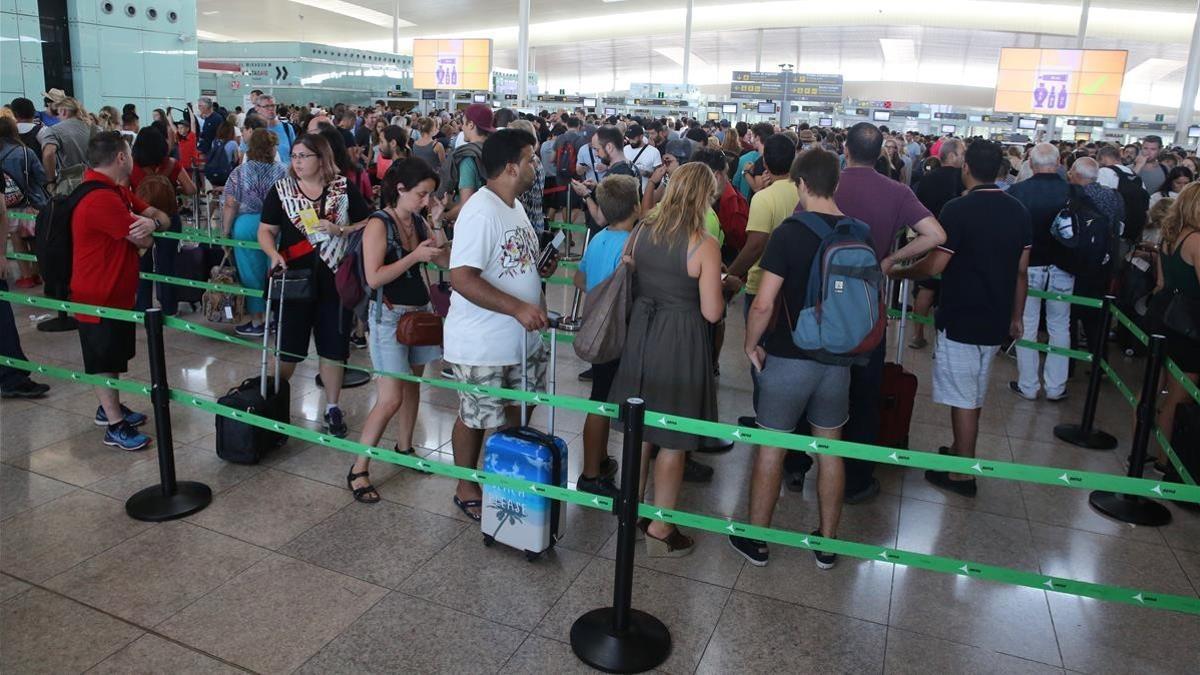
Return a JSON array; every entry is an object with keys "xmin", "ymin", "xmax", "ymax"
[{"xmin": 730, "ymin": 72, "xmax": 843, "ymax": 102}]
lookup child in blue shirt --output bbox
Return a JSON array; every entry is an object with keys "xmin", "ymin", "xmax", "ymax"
[{"xmin": 572, "ymin": 174, "xmax": 641, "ymax": 498}]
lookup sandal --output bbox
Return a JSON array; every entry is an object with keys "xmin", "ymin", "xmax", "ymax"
[
  {"xmin": 645, "ymin": 526, "xmax": 695, "ymax": 558},
  {"xmin": 346, "ymin": 469, "xmax": 380, "ymax": 504},
  {"xmin": 396, "ymin": 445, "xmax": 430, "ymax": 474},
  {"xmin": 453, "ymin": 495, "xmax": 482, "ymax": 522}
]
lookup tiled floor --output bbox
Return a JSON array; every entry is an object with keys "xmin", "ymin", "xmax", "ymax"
[{"xmin": 2, "ymin": 280, "xmax": 1199, "ymax": 674}]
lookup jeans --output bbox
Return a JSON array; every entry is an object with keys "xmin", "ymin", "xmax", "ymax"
[
  {"xmin": 0, "ymin": 279, "xmax": 31, "ymax": 389},
  {"xmin": 842, "ymin": 339, "xmax": 886, "ymax": 493},
  {"xmin": 135, "ymin": 214, "xmax": 181, "ymax": 316},
  {"xmin": 1017, "ymin": 265, "xmax": 1074, "ymax": 398}
]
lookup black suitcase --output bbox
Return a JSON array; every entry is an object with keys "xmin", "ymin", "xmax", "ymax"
[
  {"xmin": 174, "ymin": 244, "xmax": 208, "ymax": 305},
  {"xmin": 1165, "ymin": 401, "xmax": 1200, "ymax": 486},
  {"xmin": 215, "ymin": 270, "xmax": 292, "ymax": 463}
]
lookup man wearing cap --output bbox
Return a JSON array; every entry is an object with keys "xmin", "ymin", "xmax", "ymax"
[
  {"xmin": 443, "ymin": 102, "xmax": 495, "ymax": 223},
  {"xmin": 37, "ymin": 89, "xmax": 65, "ymax": 127},
  {"xmin": 623, "ymin": 123, "xmax": 662, "ymax": 193},
  {"xmin": 641, "ymin": 138, "xmax": 694, "ymax": 213}
]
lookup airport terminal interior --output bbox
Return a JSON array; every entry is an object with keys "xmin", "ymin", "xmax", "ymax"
[{"xmin": 3, "ymin": 1, "xmax": 1200, "ymax": 673}]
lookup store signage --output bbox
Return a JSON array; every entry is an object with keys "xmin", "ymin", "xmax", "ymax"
[
  {"xmin": 934, "ymin": 112, "xmax": 967, "ymax": 120},
  {"xmin": 421, "ymin": 90, "xmax": 437, "ymax": 100},
  {"xmin": 504, "ymin": 94, "xmax": 518, "ymax": 100},
  {"xmin": 802, "ymin": 105, "xmax": 834, "ymax": 113},
  {"xmin": 982, "ymin": 114, "xmax": 1014, "ymax": 123},
  {"xmin": 602, "ymin": 97, "xmax": 626, "ymax": 104},
  {"xmin": 200, "ymin": 89, "xmax": 217, "ymax": 97},
  {"xmin": 1066, "ymin": 119, "xmax": 1105, "ymax": 127},
  {"xmin": 1118, "ymin": 121, "xmax": 1173, "ymax": 131},
  {"xmin": 887, "ymin": 110, "xmax": 920, "ymax": 118},
  {"xmin": 730, "ymin": 71, "xmax": 843, "ymax": 102},
  {"xmin": 631, "ymin": 98, "xmax": 689, "ymax": 107},
  {"xmin": 537, "ymin": 94, "xmax": 584, "ymax": 104}
]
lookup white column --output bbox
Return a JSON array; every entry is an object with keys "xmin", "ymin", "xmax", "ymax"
[
  {"xmin": 1175, "ymin": 1, "xmax": 1200, "ymax": 145},
  {"xmin": 517, "ymin": 0, "xmax": 531, "ymax": 106},
  {"xmin": 755, "ymin": 29, "xmax": 763, "ymax": 72},
  {"xmin": 392, "ymin": 0, "xmax": 400, "ymax": 54},
  {"xmin": 1076, "ymin": 0, "xmax": 1090, "ymax": 48},
  {"xmin": 682, "ymin": 0, "xmax": 694, "ymax": 86}
]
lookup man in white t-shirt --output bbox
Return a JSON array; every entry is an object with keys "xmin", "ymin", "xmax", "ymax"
[
  {"xmin": 623, "ymin": 123, "xmax": 662, "ymax": 191},
  {"xmin": 444, "ymin": 127, "xmax": 558, "ymax": 520}
]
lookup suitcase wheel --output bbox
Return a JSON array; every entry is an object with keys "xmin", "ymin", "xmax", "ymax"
[
  {"xmin": 524, "ymin": 550, "xmax": 541, "ymax": 562},
  {"xmin": 482, "ymin": 534, "xmax": 494, "ymax": 547}
]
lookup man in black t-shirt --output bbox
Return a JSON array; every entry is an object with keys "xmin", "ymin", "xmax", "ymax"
[
  {"xmin": 908, "ymin": 137, "xmax": 965, "ymax": 349},
  {"xmin": 890, "ymin": 140, "xmax": 1031, "ymax": 498},
  {"xmin": 732, "ymin": 148, "xmax": 857, "ymax": 570}
]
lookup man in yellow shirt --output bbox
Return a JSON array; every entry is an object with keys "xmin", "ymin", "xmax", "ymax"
[{"xmin": 725, "ymin": 134, "xmax": 800, "ymax": 304}]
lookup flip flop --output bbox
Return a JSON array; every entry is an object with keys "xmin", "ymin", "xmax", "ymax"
[{"xmin": 453, "ymin": 495, "xmax": 482, "ymax": 522}]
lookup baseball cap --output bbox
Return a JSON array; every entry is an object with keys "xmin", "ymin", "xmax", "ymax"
[
  {"xmin": 625, "ymin": 123, "xmax": 645, "ymax": 139},
  {"xmin": 663, "ymin": 139, "xmax": 693, "ymax": 164},
  {"xmin": 464, "ymin": 103, "xmax": 496, "ymax": 133}
]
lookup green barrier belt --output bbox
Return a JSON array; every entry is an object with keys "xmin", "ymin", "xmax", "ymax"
[
  {"xmin": 1154, "ymin": 427, "xmax": 1196, "ymax": 486},
  {"xmin": 0, "ymin": 290, "xmax": 145, "ymax": 323},
  {"xmin": 560, "ymin": 260, "xmax": 580, "ymax": 270},
  {"xmin": 7, "ymin": 212, "xmax": 35, "ymax": 221},
  {"xmin": 642, "ymin": 504, "xmax": 1200, "ymax": 615},
  {"xmin": 140, "ymin": 272, "xmax": 264, "ymax": 298},
  {"xmin": 543, "ymin": 330, "xmax": 576, "ymax": 345},
  {"xmin": 546, "ymin": 220, "xmax": 589, "ymax": 234},
  {"xmin": 1026, "ymin": 288, "xmax": 1105, "ymax": 308},
  {"xmin": 1112, "ymin": 306, "xmax": 1150, "ymax": 346},
  {"xmin": 885, "ymin": 308, "xmax": 1092, "ymax": 362},
  {"xmin": 4, "ymin": 350, "xmax": 1197, "ymax": 615},
  {"xmin": 1111, "ymin": 308, "xmax": 1200, "ymax": 406},
  {"xmin": 5, "ymin": 251, "xmax": 37, "ymax": 263},
  {"xmin": 155, "ymin": 230, "xmax": 263, "ymax": 251},
  {"xmin": 1100, "ymin": 360, "xmax": 1137, "ymax": 409}
]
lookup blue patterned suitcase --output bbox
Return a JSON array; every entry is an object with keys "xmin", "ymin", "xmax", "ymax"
[{"xmin": 481, "ymin": 327, "xmax": 567, "ymax": 560}]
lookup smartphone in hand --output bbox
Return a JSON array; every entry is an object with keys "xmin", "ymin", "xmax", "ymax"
[{"xmin": 538, "ymin": 230, "xmax": 566, "ymax": 270}]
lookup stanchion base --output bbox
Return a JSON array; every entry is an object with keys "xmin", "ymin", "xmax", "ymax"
[
  {"xmin": 1089, "ymin": 490, "xmax": 1172, "ymax": 527},
  {"xmin": 570, "ymin": 607, "xmax": 670, "ymax": 674},
  {"xmin": 316, "ymin": 369, "xmax": 372, "ymax": 389},
  {"xmin": 562, "ymin": 253, "xmax": 582, "ymax": 262},
  {"xmin": 125, "ymin": 481, "xmax": 213, "ymax": 522},
  {"xmin": 1053, "ymin": 424, "xmax": 1118, "ymax": 450},
  {"xmin": 36, "ymin": 316, "xmax": 77, "ymax": 332},
  {"xmin": 558, "ymin": 319, "xmax": 583, "ymax": 333}
]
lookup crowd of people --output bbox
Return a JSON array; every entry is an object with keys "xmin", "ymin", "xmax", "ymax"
[{"xmin": 2, "ymin": 88, "xmax": 1198, "ymax": 568}]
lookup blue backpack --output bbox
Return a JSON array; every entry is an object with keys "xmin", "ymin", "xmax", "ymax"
[{"xmin": 787, "ymin": 212, "xmax": 887, "ymax": 365}]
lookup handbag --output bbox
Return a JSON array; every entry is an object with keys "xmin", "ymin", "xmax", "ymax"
[
  {"xmin": 269, "ymin": 268, "xmax": 315, "ymax": 301},
  {"xmin": 1162, "ymin": 290, "xmax": 1200, "ymax": 341},
  {"xmin": 572, "ymin": 225, "xmax": 642, "ymax": 363},
  {"xmin": 395, "ymin": 305, "xmax": 443, "ymax": 346}
]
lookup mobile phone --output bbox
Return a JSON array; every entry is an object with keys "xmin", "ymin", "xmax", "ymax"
[{"xmin": 538, "ymin": 230, "xmax": 566, "ymax": 269}]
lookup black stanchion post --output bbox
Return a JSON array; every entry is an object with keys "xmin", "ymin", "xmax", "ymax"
[
  {"xmin": 1054, "ymin": 294, "xmax": 1118, "ymax": 450},
  {"xmin": 571, "ymin": 397, "xmax": 670, "ymax": 673},
  {"xmin": 125, "ymin": 308, "xmax": 213, "ymax": 521},
  {"xmin": 1089, "ymin": 334, "xmax": 1172, "ymax": 526}
]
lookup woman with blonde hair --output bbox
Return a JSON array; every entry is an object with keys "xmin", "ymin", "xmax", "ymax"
[
  {"xmin": 1152, "ymin": 182, "xmax": 1200, "ymax": 473},
  {"xmin": 607, "ymin": 162, "xmax": 725, "ymax": 557},
  {"xmin": 96, "ymin": 106, "xmax": 120, "ymax": 132}
]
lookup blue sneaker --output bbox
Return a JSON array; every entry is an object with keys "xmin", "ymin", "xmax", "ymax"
[
  {"xmin": 95, "ymin": 404, "xmax": 147, "ymax": 428},
  {"xmin": 235, "ymin": 321, "xmax": 265, "ymax": 337},
  {"xmin": 103, "ymin": 421, "xmax": 151, "ymax": 451},
  {"xmin": 324, "ymin": 406, "xmax": 348, "ymax": 438}
]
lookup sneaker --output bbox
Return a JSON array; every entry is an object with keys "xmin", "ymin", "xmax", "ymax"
[
  {"xmin": 682, "ymin": 456, "xmax": 714, "ymax": 483},
  {"xmin": 737, "ymin": 415, "xmax": 756, "ymax": 428},
  {"xmin": 441, "ymin": 365, "xmax": 455, "ymax": 380},
  {"xmin": 94, "ymin": 404, "xmax": 147, "ymax": 428},
  {"xmin": 1008, "ymin": 381, "xmax": 1037, "ymax": 401},
  {"xmin": 1045, "ymin": 391, "xmax": 1069, "ymax": 402},
  {"xmin": 578, "ymin": 367, "xmax": 594, "ymax": 382},
  {"xmin": 350, "ymin": 333, "xmax": 368, "ymax": 350},
  {"xmin": 324, "ymin": 406, "xmax": 348, "ymax": 438},
  {"xmin": 843, "ymin": 477, "xmax": 881, "ymax": 504},
  {"xmin": 811, "ymin": 529, "xmax": 837, "ymax": 570},
  {"xmin": 0, "ymin": 379, "xmax": 50, "ymax": 399},
  {"xmin": 599, "ymin": 456, "xmax": 619, "ymax": 478},
  {"xmin": 103, "ymin": 421, "xmax": 151, "ymax": 451},
  {"xmin": 576, "ymin": 474, "xmax": 620, "ymax": 499},
  {"xmin": 728, "ymin": 535, "xmax": 769, "ymax": 566},
  {"xmin": 234, "ymin": 321, "xmax": 265, "ymax": 337},
  {"xmin": 924, "ymin": 470, "xmax": 978, "ymax": 497},
  {"xmin": 13, "ymin": 275, "xmax": 41, "ymax": 290}
]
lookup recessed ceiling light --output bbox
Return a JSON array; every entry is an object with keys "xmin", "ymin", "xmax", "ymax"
[
  {"xmin": 286, "ymin": 0, "xmax": 413, "ymax": 28},
  {"xmin": 197, "ymin": 29, "xmax": 237, "ymax": 41},
  {"xmin": 201, "ymin": 10, "xmax": 219, "ymax": 15}
]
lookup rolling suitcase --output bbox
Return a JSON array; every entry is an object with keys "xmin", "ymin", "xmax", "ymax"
[
  {"xmin": 481, "ymin": 323, "xmax": 567, "ymax": 561},
  {"xmin": 879, "ymin": 279, "xmax": 918, "ymax": 449},
  {"xmin": 174, "ymin": 243, "xmax": 208, "ymax": 306},
  {"xmin": 214, "ymin": 269, "xmax": 292, "ymax": 463}
]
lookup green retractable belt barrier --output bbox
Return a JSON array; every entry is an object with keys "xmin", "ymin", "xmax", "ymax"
[
  {"xmin": 1, "ymin": 290, "xmax": 145, "ymax": 323},
  {"xmin": 546, "ymin": 220, "xmax": 589, "ymax": 234},
  {"xmin": 885, "ymin": 308, "xmax": 1093, "ymax": 362},
  {"xmin": 5, "ymin": 252, "xmax": 36, "ymax": 263},
  {"xmin": 139, "ymin": 272, "xmax": 264, "ymax": 298}
]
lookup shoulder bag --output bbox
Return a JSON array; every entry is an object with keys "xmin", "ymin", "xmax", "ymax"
[{"xmin": 572, "ymin": 225, "xmax": 643, "ymax": 363}]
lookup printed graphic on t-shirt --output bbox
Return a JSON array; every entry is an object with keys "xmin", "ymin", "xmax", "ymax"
[{"xmin": 499, "ymin": 226, "xmax": 538, "ymax": 278}]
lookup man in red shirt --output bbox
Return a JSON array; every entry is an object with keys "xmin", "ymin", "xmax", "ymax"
[{"xmin": 71, "ymin": 131, "xmax": 169, "ymax": 451}]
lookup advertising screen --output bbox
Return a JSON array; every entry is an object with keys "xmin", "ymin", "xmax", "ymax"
[
  {"xmin": 940, "ymin": 124, "xmax": 957, "ymax": 134},
  {"xmin": 873, "ymin": 110, "xmax": 891, "ymax": 122},
  {"xmin": 583, "ymin": 97, "xmax": 597, "ymax": 108},
  {"xmin": 413, "ymin": 39, "xmax": 492, "ymax": 91},
  {"xmin": 1018, "ymin": 117, "xmax": 1038, "ymax": 130},
  {"xmin": 993, "ymin": 48, "xmax": 1127, "ymax": 118},
  {"xmin": 472, "ymin": 93, "xmax": 487, "ymax": 103},
  {"xmin": 818, "ymin": 117, "xmax": 833, "ymax": 127},
  {"xmin": 604, "ymin": 107, "xmax": 617, "ymax": 116},
  {"xmin": 721, "ymin": 103, "xmax": 737, "ymax": 114},
  {"xmin": 757, "ymin": 102, "xmax": 777, "ymax": 114}
]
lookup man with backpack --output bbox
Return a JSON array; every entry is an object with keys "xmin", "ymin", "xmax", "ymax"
[
  {"xmin": 195, "ymin": 97, "xmax": 224, "ymax": 156},
  {"xmin": 1067, "ymin": 157, "xmax": 1124, "ymax": 357},
  {"xmin": 732, "ymin": 148, "xmax": 870, "ymax": 570},
  {"xmin": 10, "ymin": 98, "xmax": 44, "ymax": 159},
  {"xmin": 1097, "ymin": 144, "xmax": 1148, "ymax": 246},
  {"xmin": 889, "ymin": 140, "xmax": 1031, "ymax": 498},
  {"xmin": 254, "ymin": 95, "xmax": 295, "ymax": 163},
  {"xmin": 64, "ymin": 132, "xmax": 170, "ymax": 450},
  {"xmin": 440, "ymin": 103, "xmax": 493, "ymax": 224}
]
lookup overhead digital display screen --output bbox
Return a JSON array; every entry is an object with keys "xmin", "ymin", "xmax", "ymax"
[
  {"xmin": 993, "ymin": 48, "xmax": 1127, "ymax": 118},
  {"xmin": 413, "ymin": 39, "xmax": 492, "ymax": 91}
]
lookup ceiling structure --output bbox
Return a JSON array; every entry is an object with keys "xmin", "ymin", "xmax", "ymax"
[{"xmin": 195, "ymin": 0, "xmax": 1200, "ymax": 110}]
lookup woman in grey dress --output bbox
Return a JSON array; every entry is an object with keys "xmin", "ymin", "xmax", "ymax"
[{"xmin": 608, "ymin": 162, "xmax": 726, "ymax": 557}]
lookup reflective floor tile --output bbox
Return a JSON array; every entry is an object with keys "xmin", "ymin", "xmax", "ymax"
[
  {"xmin": 296, "ymin": 591, "xmax": 526, "ymax": 675},
  {"xmin": 500, "ymin": 634, "xmax": 667, "ymax": 674},
  {"xmin": 0, "ymin": 490, "xmax": 151, "ymax": 583},
  {"xmin": 89, "ymin": 632, "xmax": 244, "ymax": 674},
  {"xmin": 280, "ymin": 500, "xmax": 466, "ymax": 589},
  {"xmin": 0, "ymin": 588, "xmax": 142, "ymax": 674},
  {"xmin": 697, "ymin": 590, "xmax": 886, "ymax": 674},
  {"xmin": 0, "ymin": 409, "xmax": 100, "ymax": 461},
  {"xmin": 884, "ymin": 627, "xmax": 1064, "ymax": 674},
  {"xmin": 374, "ymin": 464, "xmax": 478, "ymax": 522},
  {"xmin": 10, "ymin": 429, "xmax": 157, "ymax": 487},
  {"xmin": 87, "ymin": 443, "xmax": 264, "ymax": 499},
  {"xmin": 734, "ymin": 546, "xmax": 895, "ymax": 624},
  {"xmin": 43, "ymin": 521, "xmax": 268, "ymax": 626},
  {"xmin": 157, "ymin": 554, "xmax": 388, "ymax": 674},
  {"xmin": 598, "ymin": 527, "xmax": 747, "ymax": 589},
  {"xmin": 186, "ymin": 469, "xmax": 352, "ymax": 549},
  {"xmin": 0, "ymin": 573, "xmax": 29, "ymax": 603},
  {"xmin": 1158, "ymin": 501, "xmax": 1200, "ymax": 554},
  {"xmin": 555, "ymin": 502, "xmax": 620, "ymax": 555},
  {"xmin": 0, "ymin": 465, "xmax": 76, "ymax": 520},
  {"xmin": 536, "ymin": 557, "xmax": 729, "ymax": 675},
  {"xmin": 400, "ymin": 528, "xmax": 592, "ymax": 630},
  {"xmin": 271, "ymin": 440, "xmax": 403, "ymax": 489},
  {"xmin": 1047, "ymin": 592, "xmax": 1200, "ymax": 674}
]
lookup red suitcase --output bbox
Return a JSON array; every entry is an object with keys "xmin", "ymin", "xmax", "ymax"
[{"xmin": 878, "ymin": 363, "xmax": 918, "ymax": 449}]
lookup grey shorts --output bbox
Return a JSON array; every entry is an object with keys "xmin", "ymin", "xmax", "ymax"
[
  {"xmin": 932, "ymin": 330, "xmax": 999, "ymax": 410},
  {"xmin": 754, "ymin": 354, "xmax": 851, "ymax": 431}
]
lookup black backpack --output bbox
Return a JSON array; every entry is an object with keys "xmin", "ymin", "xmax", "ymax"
[
  {"xmin": 204, "ymin": 141, "xmax": 234, "ymax": 187},
  {"xmin": 34, "ymin": 181, "xmax": 117, "ymax": 297},
  {"xmin": 1051, "ymin": 186, "xmax": 1117, "ymax": 276},
  {"xmin": 1106, "ymin": 166, "xmax": 1150, "ymax": 243}
]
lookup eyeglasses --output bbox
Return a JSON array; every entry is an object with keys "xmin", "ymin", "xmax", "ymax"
[{"xmin": 292, "ymin": 152, "xmax": 318, "ymax": 161}]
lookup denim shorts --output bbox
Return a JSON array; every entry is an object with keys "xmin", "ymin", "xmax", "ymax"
[
  {"xmin": 367, "ymin": 302, "xmax": 442, "ymax": 375},
  {"xmin": 754, "ymin": 354, "xmax": 851, "ymax": 431}
]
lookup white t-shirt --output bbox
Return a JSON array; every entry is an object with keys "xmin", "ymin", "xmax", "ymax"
[
  {"xmin": 576, "ymin": 145, "xmax": 608, "ymax": 181},
  {"xmin": 1098, "ymin": 163, "xmax": 1134, "ymax": 190},
  {"xmin": 623, "ymin": 143, "xmax": 661, "ymax": 190},
  {"xmin": 444, "ymin": 187, "xmax": 544, "ymax": 366}
]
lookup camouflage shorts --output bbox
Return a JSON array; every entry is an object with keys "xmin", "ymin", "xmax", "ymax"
[{"xmin": 448, "ymin": 344, "xmax": 548, "ymax": 430}]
